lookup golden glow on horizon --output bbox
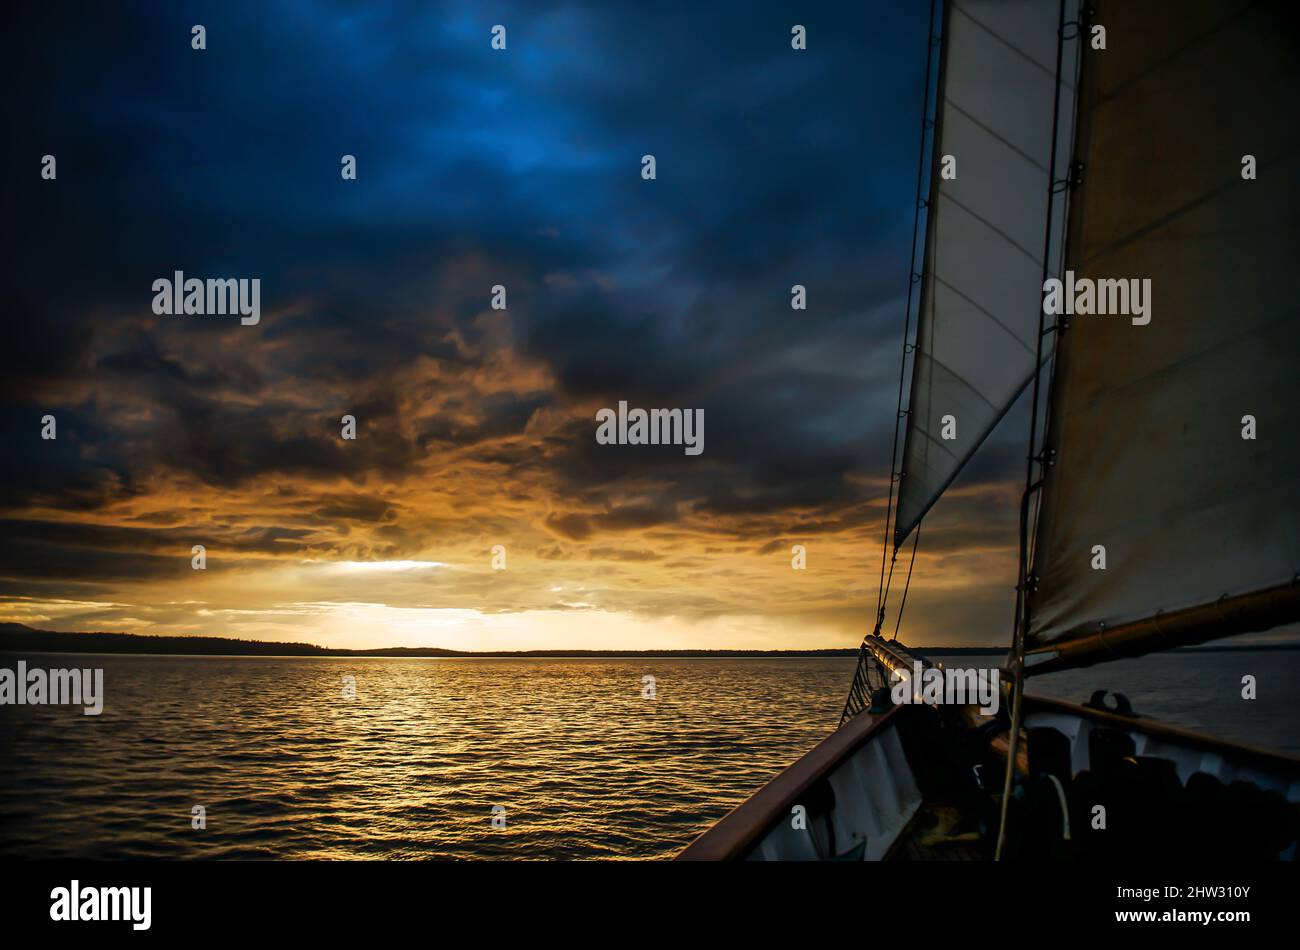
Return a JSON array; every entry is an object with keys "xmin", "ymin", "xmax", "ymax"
[
  {"xmin": 306, "ymin": 560, "xmax": 451, "ymax": 573},
  {"xmin": 0, "ymin": 414, "xmax": 1026, "ymax": 650}
]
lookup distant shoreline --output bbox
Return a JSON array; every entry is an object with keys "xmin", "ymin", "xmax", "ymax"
[
  {"xmin": 0, "ymin": 624, "xmax": 867, "ymax": 658},
  {"xmin": 1, "ymin": 623, "xmax": 1295, "ymax": 660}
]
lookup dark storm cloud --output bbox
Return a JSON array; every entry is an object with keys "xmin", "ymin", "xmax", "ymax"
[
  {"xmin": 0, "ymin": 517, "xmax": 302, "ymax": 581},
  {"xmin": 0, "ymin": 0, "xmax": 1025, "ymax": 605}
]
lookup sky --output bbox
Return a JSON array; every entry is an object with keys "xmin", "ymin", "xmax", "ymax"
[{"xmin": 1, "ymin": 0, "xmax": 1034, "ymax": 651}]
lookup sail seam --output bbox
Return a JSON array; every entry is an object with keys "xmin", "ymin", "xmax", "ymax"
[
  {"xmin": 1080, "ymin": 151, "xmax": 1300, "ymax": 268},
  {"xmin": 1094, "ymin": 0, "xmax": 1264, "ymax": 108},
  {"xmin": 944, "ymin": 99, "xmax": 1053, "ymax": 175},
  {"xmin": 938, "ymin": 192, "xmax": 1045, "ymax": 265},
  {"xmin": 950, "ymin": 2, "xmax": 1063, "ymax": 82},
  {"xmin": 1046, "ymin": 307, "xmax": 1299, "ymax": 416},
  {"xmin": 932, "ymin": 274, "xmax": 1038, "ymax": 357},
  {"xmin": 924, "ymin": 353, "xmax": 1006, "ymax": 415}
]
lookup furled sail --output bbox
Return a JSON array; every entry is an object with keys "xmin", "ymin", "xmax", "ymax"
[
  {"xmin": 1023, "ymin": 0, "xmax": 1300, "ymax": 671},
  {"xmin": 893, "ymin": 0, "xmax": 1079, "ymax": 546}
]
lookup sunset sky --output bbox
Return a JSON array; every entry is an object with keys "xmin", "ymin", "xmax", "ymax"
[{"xmin": 2, "ymin": 1, "xmax": 1032, "ymax": 651}]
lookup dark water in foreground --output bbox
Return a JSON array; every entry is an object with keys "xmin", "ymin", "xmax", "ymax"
[{"xmin": 1, "ymin": 651, "xmax": 1296, "ymax": 859}]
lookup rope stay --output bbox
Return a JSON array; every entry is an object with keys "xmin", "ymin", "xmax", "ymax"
[
  {"xmin": 842, "ymin": 0, "xmax": 940, "ymax": 726},
  {"xmin": 994, "ymin": 0, "xmax": 1078, "ymax": 861}
]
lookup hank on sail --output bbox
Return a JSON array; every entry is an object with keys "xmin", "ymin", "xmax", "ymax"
[{"xmin": 680, "ymin": 0, "xmax": 1300, "ymax": 862}]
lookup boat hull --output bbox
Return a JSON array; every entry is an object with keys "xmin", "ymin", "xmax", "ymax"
[{"xmin": 679, "ymin": 673, "xmax": 1300, "ymax": 861}]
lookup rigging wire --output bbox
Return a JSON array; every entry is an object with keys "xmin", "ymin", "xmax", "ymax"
[
  {"xmin": 1024, "ymin": 9, "xmax": 1084, "ymax": 584},
  {"xmin": 843, "ymin": 0, "xmax": 939, "ymax": 725},
  {"xmin": 994, "ymin": 0, "xmax": 1073, "ymax": 862},
  {"xmin": 891, "ymin": 524, "xmax": 922, "ymax": 641},
  {"xmin": 874, "ymin": 0, "xmax": 939, "ymax": 636},
  {"xmin": 842, "ymin": 0, "xmax": 935, "ymax": 722}
]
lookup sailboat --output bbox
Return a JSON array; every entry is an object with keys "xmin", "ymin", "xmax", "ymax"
[{"xmin": 680, "ymin": 0, "xmax": 1300, "ymax": 861}]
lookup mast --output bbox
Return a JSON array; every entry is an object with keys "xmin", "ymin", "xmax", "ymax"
[{"xmin": 996, "ymin": 0, "xmax": 1077, "ymax": 862}]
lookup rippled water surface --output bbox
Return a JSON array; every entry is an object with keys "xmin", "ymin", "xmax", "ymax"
[{"xmin": 2, "ymin": 651, "xmax": 1296, "ymax": 859}]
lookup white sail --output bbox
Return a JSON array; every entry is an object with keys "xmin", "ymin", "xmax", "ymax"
[
  {"xmin": 893, "ymin": 0, "xmax": 1079, "ymax": 546},
  {"xmin": 1024, "ymin": 0, "xmax": 1300, "ymax": 659}
]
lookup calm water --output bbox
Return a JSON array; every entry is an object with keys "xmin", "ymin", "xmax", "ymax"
[{"xmin": 1, "ymin": 650, "xmax": 1296, "ymax": 859}]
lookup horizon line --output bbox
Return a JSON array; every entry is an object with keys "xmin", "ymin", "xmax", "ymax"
[{"xmin": 2, "ymin": 623, "xmax": 1296, "ymax": 659}]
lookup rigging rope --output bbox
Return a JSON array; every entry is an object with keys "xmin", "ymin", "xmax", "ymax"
[
  {"xmin": 891, "ymin": 524, "xmax": 922, "ymax": 641},
  {"xmin": 873, "ymin": 0, "xmax": 939, "ymax": 638},
  {"xmin": 844, "ymin": 0, "xmax": 939, "ymax": 725},
  {"xmin": 994, "ymin": 0, "xmax": 1073, "ymax": 862}
]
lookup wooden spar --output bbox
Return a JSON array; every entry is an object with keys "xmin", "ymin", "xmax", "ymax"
[
  {"xmin": 1024, "ymin": 579, "xmax": 1300, "ymax": 676},
  {"xmin": 864, "ymin": 633, "xmax": 933, "ymax": 677}
]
